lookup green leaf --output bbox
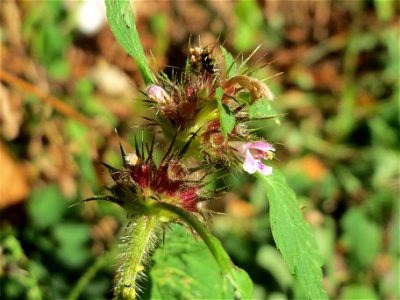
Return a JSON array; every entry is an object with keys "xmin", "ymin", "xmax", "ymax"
[
  {"xmin": 256, "ymin": 171, "xmax": 327, "ymax": 300},
  {"xmin": 149, "ymin": 224, "xmax": 228, "ymax": 299},
  {"xmin": 249, "ymin": 97, "xmax": 276, "ymax": 119},
  {"xmin": 105, "ymin": 0, "xmax": 154, "ymax": 84},
  {"xmin": 215, "ymin": 87, "xmax": 236, "ymax": 140},
  {"xmin": 65, "ymin": 120, "xmax": 98, "ymax": 189},
  {"xmin": 52, "ymin": 223, "xmax": 91, "ymax": 269},
  {"xmin": 339, "ymin": 284, "xmax": 378, "ymax": 300},
  {"xmin": 147, "ymin": 203, "xmax": 253, "ymax": 300},
  {"xmin": 230, "ymin": 268, "xmax": 253, "ymax": 299},
  {"xmin": 149, "ymin": 224, "xmax": 252, "ymax": 299},
  {"xmin": 27, "ymin": 185, "xmax": 68, "ymax": 229},
  {"xmin": 256, "ymin": 245, "xmax": 292, "ymax": 290},
  {"xmin": 373, "ymin": 0, "xmax": 394, "ymax": 22},
  {"xmin": 220, "ymin": 46, "xmax": 236, "ymax": 77},
  {"xmin": 341, "ymin": 208, "xmax": 382, "ymax": 270},
  {"xmin": 52, "ymin": 223, "xmax": 90, "ymax": 248},
  {"xmin": 233, "ymin": 0, "xmax": 262, "ymax": 52}
]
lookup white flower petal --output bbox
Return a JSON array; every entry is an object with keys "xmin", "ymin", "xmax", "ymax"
[
  {"xmin": 257, "ymin": 162, "xmax": 273, "ymax": 176},
  {"xmin": 242, "ymin": 150, "xmax": 258, "ymax": 174}
]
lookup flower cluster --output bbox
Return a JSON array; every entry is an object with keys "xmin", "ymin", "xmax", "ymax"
[
  {"xmin": 146, "ymin": 45, "xmax": 276, "ymax": 180},
  {"xmin": 93, "ymin": 45, "xmax": 277, "ymax": 215},
  {"xmin": 97, "ymin": 143, "xmax": 206, "ymax": 217}
]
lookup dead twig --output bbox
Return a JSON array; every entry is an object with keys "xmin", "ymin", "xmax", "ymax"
[{"xmin": 0, "ymin": 69, "xmax": 109, "ymax": 135}]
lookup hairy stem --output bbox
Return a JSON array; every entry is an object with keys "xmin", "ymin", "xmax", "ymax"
[{"xmin": 114, "ymin": 215, "xmax": 159, "ymax": 300}]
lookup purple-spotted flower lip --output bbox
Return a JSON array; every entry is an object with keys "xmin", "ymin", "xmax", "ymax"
[{"xmin": 240, "ymin": 141, "xmax": 275, "ymax": 176}]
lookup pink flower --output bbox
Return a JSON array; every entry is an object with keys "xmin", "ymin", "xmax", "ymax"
[{"xmin": 240, "ymin": 141, "xmax": 275, "ymax": 176}]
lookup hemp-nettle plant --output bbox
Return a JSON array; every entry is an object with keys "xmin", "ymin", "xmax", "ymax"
[{"xmin": 81, "ymin": 1, "xmax": 328, "ymax": 300}]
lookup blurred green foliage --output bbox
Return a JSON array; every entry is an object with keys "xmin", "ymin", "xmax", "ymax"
[
  {"xmin": 1, "ymin": 1, "xmax": 398, "ymax": 299},
  {"xmin": 22, "ymin": 1, "xmax": 72, "ymax": 80}
]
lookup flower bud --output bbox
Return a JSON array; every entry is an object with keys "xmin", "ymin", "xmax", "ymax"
[
  {"xmin": 147, "ymin": 84, "xmax": 171, "ymax": 104},
  {"xmin": 210, "ymin": 133, "xmax": 225, "ymax": 148},
  {"xmin": 184, "ymin": 85, "xmax": 196, "ymax": 101},
  {"xmin": 125, "ymin": 153, "xmax": 141, "ymax": 166},
  {"xmin": 180, "ymin": 188, "xmax": 199, "ymax": 212},
  {"xmin": 130, "ymin": 163, "xmax": 151, "ymax": 189},
  {"xmin": 196, "ymin": 85, "xmax": 210, "ymax": 102},
  {"xmin": 167, "ymin": 160, "xmax": 188, "ymax": 181},
  {"xmin": 178, "ymin": 101, "xmax": 196, "ymax": 121}
]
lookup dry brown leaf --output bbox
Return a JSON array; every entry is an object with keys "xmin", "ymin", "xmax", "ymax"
[
  {"xmin": 0, "ymin": 83, "xmax": 25, "ymax": 140},
  {"xmin": 0, "ymin": 142, "xmax": 29, "ymax": 209}
]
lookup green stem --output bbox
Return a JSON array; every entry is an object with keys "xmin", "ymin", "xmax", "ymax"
[
  {"xmin": 147, "ymin": 202, "xmax": 237, "ymax": 293},
  {"xmin": 114, "ymin": 215, "xmax": 159, "ymax": 300},
  {"xmin": 67, "ymin": 250, "xmax": 113, "ymax": 300}
]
